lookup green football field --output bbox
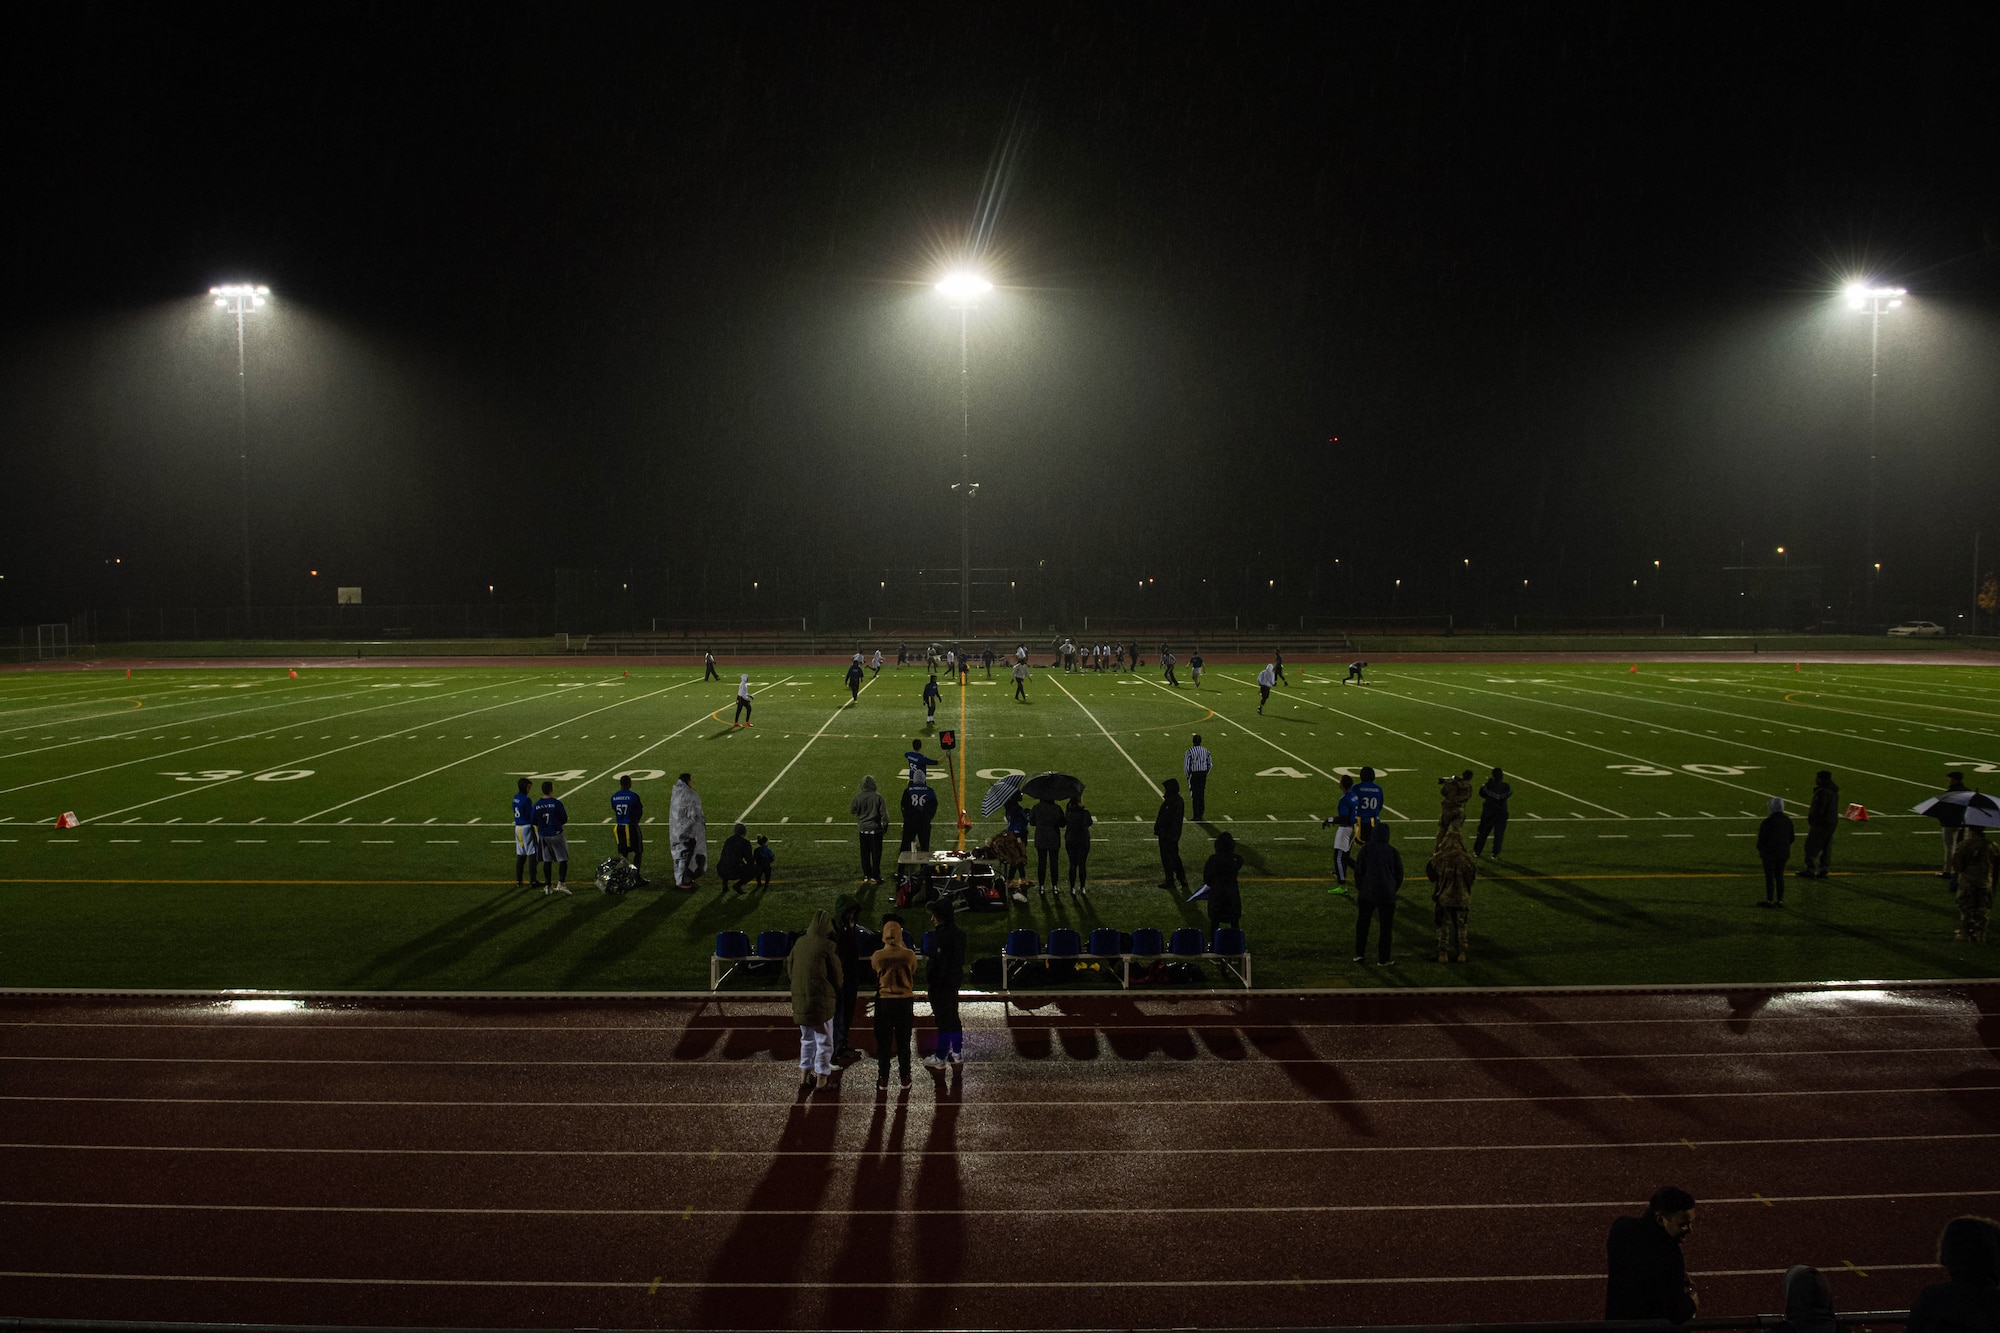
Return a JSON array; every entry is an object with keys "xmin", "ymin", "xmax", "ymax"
[{"xmin": 0, "ymin": 658, "xmax": 1993, "ymax": 991}]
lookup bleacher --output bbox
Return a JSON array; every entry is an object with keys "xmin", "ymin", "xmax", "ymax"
[{"xmin": 711, "ymin": 924, "xmax": 1250, "ymax": 992}]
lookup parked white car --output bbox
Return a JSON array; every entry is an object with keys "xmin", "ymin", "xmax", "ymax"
[{"xmin": 1887, "ymin": 620, "xmax": 1947, "ymax": 638}]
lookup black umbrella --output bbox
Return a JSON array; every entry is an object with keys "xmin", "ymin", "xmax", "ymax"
[
  {"xmin": 1914, "ymin": 789, "xmax": 2000, "ymax": 828},
  {"xmin": 1021, "ymin": 771, "xmax": 1084, "ymax": 802}
]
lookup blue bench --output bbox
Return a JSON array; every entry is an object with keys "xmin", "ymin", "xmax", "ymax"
[
  {"xmin": 709, "ymin": 928, "xmax": 794, "ymax": 990},
  {"xmin": 1000, "ymin": 925, "xmax": 1251, "ymax": 991}
]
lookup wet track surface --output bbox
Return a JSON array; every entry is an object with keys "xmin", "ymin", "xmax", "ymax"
[{"xmin": 1, "ymin": 986, "xmax": 1995, "ymax": 1328}]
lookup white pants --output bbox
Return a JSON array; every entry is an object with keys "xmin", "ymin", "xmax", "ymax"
[{"xmin": 798, "ymin": 1020, "xmax": 834, "ymax": 1075}]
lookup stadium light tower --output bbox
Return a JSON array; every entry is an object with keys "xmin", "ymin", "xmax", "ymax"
[
  {"xmin": 1844, "ymin": 281, "xmax": 1904, "ymax": 624},
  {"xmin": 211, "ymin": 283, "xmax": 269, "ymax": 618},
  {"xmin": 935, "ymin": 270, "xmax": 992, "ymax": 639}
]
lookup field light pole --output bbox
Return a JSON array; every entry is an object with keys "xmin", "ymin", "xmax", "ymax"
[
  {"xmin": 1845, "ymin": 282, "xmax": 1903, "ymax": 625},
  {"xmin": 935, "ymin": 271, "xmax": 992, "ymax": 639},
  {"xmin": 212, "ymin": 284, "xmax": 269, "ymax": 619}
]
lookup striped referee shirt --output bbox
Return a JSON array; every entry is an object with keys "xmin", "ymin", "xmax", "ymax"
[{"xmin": 1184, "ymin": 744, "xmax": 1213, "ymax": 776}]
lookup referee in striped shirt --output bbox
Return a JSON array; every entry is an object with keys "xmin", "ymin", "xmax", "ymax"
[{"xmin": 1183, "ymin": 733, "xmax": 1214, "ymax": 821}]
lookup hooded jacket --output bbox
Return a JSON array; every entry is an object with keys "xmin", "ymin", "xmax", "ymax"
[
  {"xmin": 1201, "ymin": 832, "xmax": 1244, "ymax": 924},
  {"xmin": 1153, "ymin": 781, "xmax": 1185, "ymax": 840},
  {"xmin": 1356, "ymin": 823, "xmax": 1404, "ymax": 906},
  {"xmin": 1807, "ymin": 775, "xmax": 1840, "ymax": 830},
  {"xmin": 870, "ymin": 919, "xmax": 919, "ymax": 999},
  {"xmin": 1064, "ymin": 802, "xmax": 1094, "ymax": 851},
  {"xmin": 717, "ymin": 827, "xmax": 754, "ymax": 878},
  {"xmin": 1757, "ymin": 802, "xmax": 1796, "ymax": 860},
  {"xmin": 785, "ymin": 909, "xmax": 843, "ymax": 1026},
  {"xmin": 850, "ymin": 777, "xmax": 887, "ymax": 832}
]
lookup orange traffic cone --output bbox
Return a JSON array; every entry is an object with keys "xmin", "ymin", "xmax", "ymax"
[
  {"xmin": 1845, "ymin": 803, "xmax": 1868, "ymax": 821},
  {"xmin": 289, "ymin": 669, "xmax": 299, "ymax": 678},
  {"xmin": 124, "ymin": 668, "xmax": 131, "ymax": 679},
  {"xmin": 623, "ymin": 670, "xmax": 629, "ymax": 678},
  {"xmin": 1795, "ymin": 662, "xmax": 1802, "ymax": 672},
  {"xmin": 1628, "ymin": 664, "xmax": 1638, "ymax": 673}
]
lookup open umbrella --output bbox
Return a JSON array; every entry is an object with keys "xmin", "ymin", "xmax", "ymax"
[
  {"xmin": 1021, "ymin": 771, "xmax": 1085, "ymax": 802},
  {"xmin": 980, "ymin": 773, "xmax": 1025, "ymax": 817},
  {"xmin": 1913, "ymin": 789, "xmax": 2000, "ymax": 829}
]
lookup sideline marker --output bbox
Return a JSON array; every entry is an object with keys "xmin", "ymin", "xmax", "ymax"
[
  {"xmin": 1846, "ymin": 803, "xmax": 1869, "ymax": 821},
  {"xmin": 288, "ymin": 669, "xmax": 298, "ymax": 678},
  {"xmin": 54, "ymin": 812, "xmax": 80, "ymax": 829},
  {"xmin": 1628, "ymin": 664, "xmax": 1638, "ymax": 673},
  {"xmin": 124, "ymin": 668, "xmax": 131, "ymax": 679},
  {"xmin": 1795, "ymin": 662, "xmax": 1802, "ymax": 672}
]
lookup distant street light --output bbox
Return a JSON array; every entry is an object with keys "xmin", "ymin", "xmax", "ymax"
[
  {"xmin": 211, "ymin": 284, "xmax": 269, "ymax": 617},
  {"xmin": 935, "ymin": 270, "xmax": 992, "ymax": 639},
  {"xmin": 1844, "ymin": 281, "xmax": 1905, "ymax": 623}
]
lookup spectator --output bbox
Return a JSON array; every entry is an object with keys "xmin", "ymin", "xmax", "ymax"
[
  {"xmin": 753, "ymin": 835, "xmax": 774, "ymax": 888},
  {"xmin": 1426, "ymin": 828, "xmax": 1477, "ymax": 963},
  {"xmin": 830, "ymin": 894, "xmax": 864, "ymax": 1063},
  {"xmin": 1604, "ymin": 1186, "xmax": 1699, "ymax": 1324},
  {"xmin": 1778, "ymin": 1265, "xmax": 1837, "ymax": 1333},
  {"xmin": 899, "ymin": 779, "xmax": 937, "ymax": 853},
  {"xmin": 1202, "ymin": 830, "xmax": 1244, "ymax": 931},
  {"xmin": 1936, "ymin": 772, "xmax": 1974, "ymax": 881},
  {"xmin": 850, "ymin": 775, "xmax": 887, "ymax": 885},
  {"xmin": 1029, "ymin": 794, "xmax": 1065, "ymax": 898},
  {"xmin": 1757, "ymin": 797, "xmax": 1796, "ymax": 906},
  {"xmin": 716, "ymin": 822, "xmax": 755, "ymax": 894},
  {"xmin": 923, "ymin": 898, "xmax": 966, "ymax": 1069},
  {"xmin": 1064, "ymin": 795, "xmax": 1094, "ymax": 899},
  {"xmin": 784, "ymin": 909, "xmax": 843, "ymax": 1092},
  {"xmin": 1475, "ymin": 767, "xmax": 1512, "ymax": 858},
  {"xmin": 1950, "ymin": 828, "xmax": 1996, "ymax": 944},
  {"xmin": 1907, "ymin": 1215, "xmax": 2000, "ymax": 1333},
  {"xmin": 669, "ymin": 773, "xmax": 706, "ymax": 891},
  {"xmin": 1799, "ymin": 769, "xmax": 1839, "ymax": 879},
  {"xmin": 1155, "ymin": 778, "xmax": 1189, "ymax": 891},
  {"xmin": 1353, "ymin": 822, "xmax": 1403, "ymax": 965},
  {"xmin": 870, "ymin": 916, "xmax": 919, "ymax": 1090}
]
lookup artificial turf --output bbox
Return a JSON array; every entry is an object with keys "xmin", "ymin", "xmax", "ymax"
[{"xmin": 0, "ymin": 658, "xmax": 1992, "ymax": 991}]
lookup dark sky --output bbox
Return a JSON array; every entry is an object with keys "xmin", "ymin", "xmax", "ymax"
[{"xmin": 5, "ymin": 2, "xmax": 1998, "ymax": 630}]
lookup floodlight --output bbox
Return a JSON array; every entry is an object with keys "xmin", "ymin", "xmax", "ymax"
[{"xmin": 934, "ymin": 271, "xmax": 993, "ymax": 301}]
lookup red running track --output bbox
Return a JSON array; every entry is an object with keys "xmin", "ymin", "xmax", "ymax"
[{"xmin": 0, "ymin": 986, "xmax": 1995, "ymax": 1330}]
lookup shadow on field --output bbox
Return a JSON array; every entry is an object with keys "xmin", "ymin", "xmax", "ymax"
[
  {"xmin": 342, "ymin": 887, "xmax": 535, "ymax": 988},
  {"xmin": 485, "ymin": 886, "xmax": 636, "ymax": 978},
  {"xmin": 559, "ymin": 885, "xmax": 696, "ymax": 987},
  {"xmin": 1491, "ymin": 867, "xmax": 1665, "ymax": 930}
]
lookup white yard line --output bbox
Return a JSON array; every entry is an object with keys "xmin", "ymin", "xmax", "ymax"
[
  {"xmin": 1045, "ymin": 673, "xmax": 1163, "ymax": 795},
  {"xmin": 734, "ymin": 674, "xmax": 873, "ymax": 824},
  {"xmin": 1211, "ymin": 673, "xmax": 1628, "ymax": 818},
  {"xmin": 75, "ymin": 680, "xmax": 550, "ymax": 825},
  {"xmin": 0, "ymin": 682, "xmax": 366, "ymax": 759},
  {"xmin": 297, "ymin": 680, "xmax": 704, "ymax": 824},
  {"xmin": 558, "ymin": 676, "xmax": 794, "ymax": 803},
  {"xmin": 6, "ymin": 677, "xmax": 529, "ymax": 801},
  {"xmin": 1459, "ymin": 676, "xmax": 1941, "ymax": 792},
  {"xmin": 1607, "ymin": 678, "xmax": 2000, "ymax": 755},
  {"xmin": 1369, "ymin": 675, "xmax": 1777, "ymax": 806}
]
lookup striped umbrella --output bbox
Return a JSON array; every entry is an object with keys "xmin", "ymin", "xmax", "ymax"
[{"xmin": 980, "ymin": 773, "xmax": 1025, "ymax": 817}]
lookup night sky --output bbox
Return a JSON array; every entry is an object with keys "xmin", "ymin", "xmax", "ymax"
[{"xmin": 5, "ymin": 3, "xmax": 1998, "ymax": 632}]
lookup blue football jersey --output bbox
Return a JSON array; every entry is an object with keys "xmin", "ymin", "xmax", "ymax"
[
  {"xmin": 610, "ymin": 790, "xmax": 642, "ymax": 825},
  {"xmin": 512, "ymin": 792, "xmax": 534, "ymax": 825},
  {"xmin": 1352, "ymin": 781, "xmax": 1385, "ymax": 822},
  {"xmin": 532, "ymin": 797, "xmax": 568, "ymax": 833}
]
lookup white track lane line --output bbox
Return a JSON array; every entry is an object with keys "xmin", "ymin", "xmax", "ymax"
[
  {"xmin": 1210, "ymin": 671, "xmax": 1628, "ymax": 818},
  {"xmin": 3, "ymin": 1189, "xmax": 1995, "ymax": 1218},
  {"xmin": 7, "ymin": 676, "xmax": 533, "ymax": 802},
  {"xmin": 76, "ymin": 679, "xmax": 550, "ymax": 825},
  {"xmin": 296, "ymin": 679, "xmax": 705, "ymax": 824},
  {"xmin": 0, "ymin": 1131, "xmax": 1989, "ymax": 1156},
  {"xmin": 559, "ymin": 676, "xmax": 794, "ymax": 803},
  {"xmin": 1045, "ymin": 673, "xmax": 1163, "ymax": 795},
  {"xmin": 5, "ymin": 1045, "xmax": 1979, "ymax": 1067},
  {"xmin": 1436, "ymin": 675, "xmax": 1943, "ymax": 793},
  {"xmin": 1368, "ymin": 675, "xmax": 1778, "ymax": 805},
  {"xmin": 4, "ymin": 1083, "xmax": 1992, "ymax": 1108},
  {"xmin": 0, "ymin": 681, "xmax": 372, "ymax": 759},
  {"xmin": 732, "ymin": 674, "xmax": 872, "ymax": 824},
  {"xmin": 0, "ymin": 1266, "xmax": 1945, "ymax": 1290}
]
